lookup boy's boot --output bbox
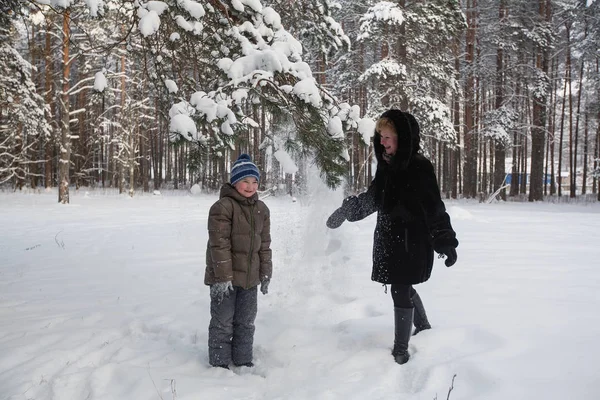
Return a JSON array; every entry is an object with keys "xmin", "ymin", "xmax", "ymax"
[
  {"xmin": 392, "ymin": 307, "xmax": 414, "ymax": 365},
  {"xmin": 411, "ymin": 291, "xmax": 431, "ymax": 335}
]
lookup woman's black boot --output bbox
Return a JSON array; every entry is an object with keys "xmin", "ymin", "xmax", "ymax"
[
  {"xmin": 411, "ymin": 291, "xmax": 431, "ymax": 335},
  {"xmin": 392, "ymin": 307, "xmax": 414, "ymax": 364}
]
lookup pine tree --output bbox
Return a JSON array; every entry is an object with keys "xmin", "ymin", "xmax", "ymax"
[
  {"xmin": 0, "ymin": 7, "xmax": 52, "ymax": 187},
  {"xmin": 357, "ymin": 0, "xmax": 465, "ymax": 143},
  {"xmin": 132, "ymin": 0, "xmax": 360, "ymax": 187}
]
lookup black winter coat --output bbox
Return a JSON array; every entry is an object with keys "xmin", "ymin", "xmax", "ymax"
[{"xmin": 343, "ymin": 110, "xmax": 458, "ymax": 285}]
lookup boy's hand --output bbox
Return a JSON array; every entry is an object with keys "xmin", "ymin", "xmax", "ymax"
[
  {"xmin": 211, "ymin": 281, "xmax": 233, "ymax": 302},
  {"xmin": 260, "ymin": 279, "xmax": 270, "ymax": 295}
]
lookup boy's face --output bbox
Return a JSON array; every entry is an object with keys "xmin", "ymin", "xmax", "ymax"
[
  {"xmin": 379, "ymin": 126, "xmax": 398, "ymax": 156},
  {"xmin": 234, "ymin": 177, "xmax": 259, "ymax": 198}
]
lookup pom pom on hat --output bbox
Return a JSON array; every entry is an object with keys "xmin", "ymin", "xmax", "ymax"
[{"xmin": 230, "ymin": 153, "xmax": 260, "ymax": 185}]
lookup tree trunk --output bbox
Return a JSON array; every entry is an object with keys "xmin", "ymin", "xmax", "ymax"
[
  {"xmin": 58, "ymin": 9, "xmax": 71, "ymax": 204},
  {"xmin": 510, "ymin": 74, "xmax": 521, "ymax": 197},
  {"xmin": 565, "ymin": 24, "xmax": 576, "ymax": 198},
  {"xmin": 352, "ymin": 128, "xmax": 361, "ymax": 192},
  {"xmin": 129, "ymin": 125, "xmax": 136, "ymax": 197},
  {"xmin": 452, "ymin": 37, "xmax": 460, "ymax": 199},
  {"xmin": 252, "ymin": 103, "xmax": 262, "ymax": 189},
  {"xmin": 463, "ymin": 0, "xmax": 478, "ymax": 199},
  {"xmin": 548, "ymin": 56, "xmax": 558, "ymax": 195},
  {"xmin": 493, "ymin": 0, "xmax": 506, "ymax": 200},
  {"xmin": 573, "ymin": 55, "xmax": 585, "ymax": 196},
  {"xmin": 397, "ymin": 0, "xmax": 408, "ymax": 110},
  {"xmin": 529, "ymin": 0, "xmax": 549, "ymax": 202},
  {"xmin": 594, "ymin": 106, "xmax": 599, "ymax": 199},
  {"xmin": 557, "ymin": 63, "xmax": 568, "ymax": 197},
  {"xmin": 582, "ymin": 112, "xmax": 588, "ymax": 195},
  {"xmin": 44, "ymin": 18, "xmax": 55, "ymax": 189},
  {"xmin": 29, "ymin": 23, "xmax": 39, "ymax": 189},
  {"xmin": 521, "ymin": 94, "xmax": 529, "ymax": 196},
  {"xmin": 260, "ymin": 103, "xmax": 267, "ymax": 189}
]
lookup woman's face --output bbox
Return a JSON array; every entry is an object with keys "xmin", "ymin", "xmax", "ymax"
[
  {"xmin": 234, "ymin": 177, "xmax": 259, "ymax": 198},
  {"xmin": 379, "ymin": 127, "xmax": 398, "ymax": 156}
]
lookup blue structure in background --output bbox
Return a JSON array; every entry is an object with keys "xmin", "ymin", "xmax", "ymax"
[{"xmin": 505, "ymin": 173, "xmax": 554, "ymax": 185}]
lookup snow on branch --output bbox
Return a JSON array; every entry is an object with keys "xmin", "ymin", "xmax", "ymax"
[
  {"xmin": 360, "ymin": 59, "xmax": 407, "ymax": 82},
  {"xmin": 358, "ymin": 2, "xmax": 405, "ymax": 40}
]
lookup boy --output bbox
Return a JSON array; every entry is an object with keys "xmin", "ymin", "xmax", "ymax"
[{"xmin": 205, "ymin": 153, "xmax": 272, "ymax": 369}]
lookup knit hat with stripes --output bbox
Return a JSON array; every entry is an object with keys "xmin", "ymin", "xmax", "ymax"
[{"xmin": 230, "ymin": 153, "xmax": 260, "ymax": 185}]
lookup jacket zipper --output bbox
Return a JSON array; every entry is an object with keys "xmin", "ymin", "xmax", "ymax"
[{"xmin": 247, "ymin": 204, "xmax": 255, "ymax": 289}]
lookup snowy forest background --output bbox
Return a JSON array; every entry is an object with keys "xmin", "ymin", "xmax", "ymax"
[{"xmin": 2, "ymin": 0, "xmax": 600, "ymax": 203}]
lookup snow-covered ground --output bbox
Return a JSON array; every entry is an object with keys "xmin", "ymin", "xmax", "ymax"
[{"xmin": 1, "ymin": 184, "xmax": 600, "ymax": 400}]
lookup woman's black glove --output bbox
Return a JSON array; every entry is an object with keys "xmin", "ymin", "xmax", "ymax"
[
  {"xmin": 438, "ymin": 247, "xmax": 457, "ymax": 267},
  {"xmin": 326, "ymin": 207, "xmax": 346, "ymax": 229}
]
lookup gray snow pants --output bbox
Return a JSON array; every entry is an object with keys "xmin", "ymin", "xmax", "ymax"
[{"xmin": 208, "ymin": 285, "xmax": 258, "ymax": 367}]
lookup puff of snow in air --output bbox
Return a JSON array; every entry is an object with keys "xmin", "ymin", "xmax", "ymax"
[
  {"xmin": 190, "ymin": 183, "xmax": 202, "ymax": 195},
  {"xmin": 273, "ymin": 150, "xmax": 298, "ymax": 174}
]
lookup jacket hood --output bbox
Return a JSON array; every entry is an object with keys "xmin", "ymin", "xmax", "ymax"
[
  {"xmin": 220, "ymin": 183, "xmax": 258, "ymax": 204},
  {"xmin": 373, "ymin": 109, "xmax": 421, "ymax": 170}
]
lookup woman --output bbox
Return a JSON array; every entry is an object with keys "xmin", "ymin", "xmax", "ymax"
[{"xmin": 326, "ymin": 109, "xmax": 458, "ymax": 364}]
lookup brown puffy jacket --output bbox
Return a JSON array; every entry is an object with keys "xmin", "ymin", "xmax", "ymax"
[{"xmin": 204, "ymin": 183, "xmax": 272, "ymax": 289}]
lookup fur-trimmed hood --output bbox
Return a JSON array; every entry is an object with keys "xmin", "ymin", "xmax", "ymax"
[{"xmin": 373, "ymin": 109, "xmax": 421, "ymax": 170}]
